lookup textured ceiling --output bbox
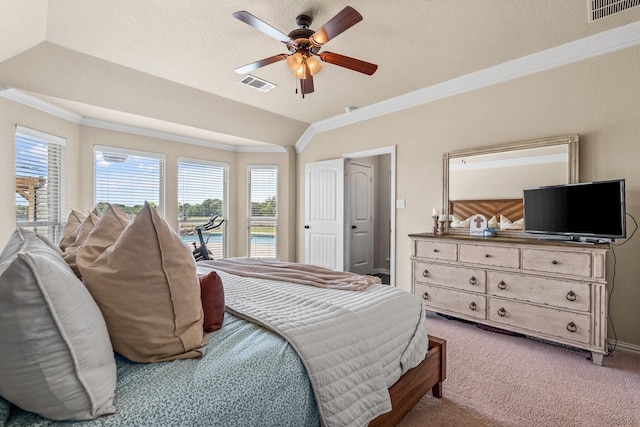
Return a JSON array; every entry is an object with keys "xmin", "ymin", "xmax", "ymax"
[{"xmin": 1, "ymin": 0, "xmax": 639, "ymax": 148}]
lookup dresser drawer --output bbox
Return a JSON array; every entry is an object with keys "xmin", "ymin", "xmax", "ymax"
[
  {"xmin": 459, "ymin": 244, "xmax": 520, "ymax": 268},
  {"xmin": 522, "ymin": 249, "xmax": 591, "ymax": 277},
  {"xmin": 415, "ymin": 240, "xmax": 457, "ymax": 261},
  {"xmin": 488, "ymin": 298, "xmax": 590, "ymax": 344},
  {"xmin": 415, "ymin": 261, "xmax": 486, "ymax": 293},
  {"xmin": 416, "ymin": 283, "xmax": 486, "ymax": 320},
  {"xmin": 487, "ymin": 272, "xmax": 590, "ymax": 312}
]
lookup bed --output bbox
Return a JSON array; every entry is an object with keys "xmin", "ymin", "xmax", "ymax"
[
  {"xmin": 0, "ymin": 205, "xmax": 446, "ymax": 426},
  {"xmin": 0, "ymin": 205, "xmax": 446, "ymax": 427},
  {"xmin": 1, "ymin": 270, "xmax": 446, "ymax": 427}
]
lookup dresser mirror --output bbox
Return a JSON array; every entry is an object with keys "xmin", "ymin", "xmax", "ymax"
[{"xmin": 443, "ymin": 134, "xmax": 579, "ymax": 236}]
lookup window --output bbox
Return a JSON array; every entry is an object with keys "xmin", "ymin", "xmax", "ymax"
[
  {"xmin": 178, "ymin": 158, "xmax": 228, "ymax": 258},
  {"xmin": 94, "ymin": 146, "xmax": 165, "ymax": 217},
  {"xmin": 15, "ymin": 126, "xmax": 66, "ymax": 243},
  {"xmin": 247, "ymin": 165, "xmax": 278, "ymax": 259}
]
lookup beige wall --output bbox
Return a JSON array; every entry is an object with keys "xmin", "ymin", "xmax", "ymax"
[
  {"xmin": 297, "ymin": 46, "xmax": 640, "ymax": 350},
  {"xmin": 1, "ymin": 99, "xmax": 294, "ymax": 261}
]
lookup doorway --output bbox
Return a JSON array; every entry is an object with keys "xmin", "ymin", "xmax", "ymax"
[
  {"xmin": 345, "ymin": 151, "xmax": 393, "ymax": 284},
  {"xmin": 303, "ymin": 146, "xmax": 396, "ymax": 286}
]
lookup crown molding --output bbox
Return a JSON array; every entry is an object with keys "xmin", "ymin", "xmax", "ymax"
[
  {"xmin": 1, "ymin": 89, "xmax": 286, "ymax": 153},
  {"xmin": 0, "ymin": 88, "xmax": 83, "ymax": 123},
  {"xmin": 295, "ymin": 20, "xmax": 640, "ymax": 153},
  {"xmin": 80, "ymin": 117, "xmax": 286, "ymax": 153}
]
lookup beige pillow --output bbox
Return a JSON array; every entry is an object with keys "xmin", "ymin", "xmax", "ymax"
[
  {"xmin": 0, "ymin": 234, "xmax": 116, "ymax": 420},
  {"xmin": 76, "ymin": 204, "xmax": 130, "ymax": 270},
  {"xmin": 62, "ymin": 212, "xmax": 100, "ymax": 278},
  {"xmin": 80, "ymin": 202, "xmax": 206, "ymax": 363},
  {"xmin": 58, "ymin": 209, "xmax": 87, "ymax": 251}
]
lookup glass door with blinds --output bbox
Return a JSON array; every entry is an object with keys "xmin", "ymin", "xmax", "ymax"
[
  {"xmin": 248, "ymin": 165, "xmax": 278, "ymax": 259},
  {"xmin": 178, "ymin": 158, "xmax": 228, "ymax": 258},
  {"xmin": 15, "ymin": 126, "xmax": 66, "ymax": 243}
]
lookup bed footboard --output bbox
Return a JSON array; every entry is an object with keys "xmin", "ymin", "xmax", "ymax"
[{"xmin": 369, "ymin": 335, "xmax": 447, "ymax": 426}]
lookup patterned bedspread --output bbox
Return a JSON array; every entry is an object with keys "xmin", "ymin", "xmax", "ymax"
[{"xmin": 1, "ymin": 313, "xmax": 319, "ymax": 427}]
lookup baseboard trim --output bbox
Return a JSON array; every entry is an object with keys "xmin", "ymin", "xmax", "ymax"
[{"xmin": 608, "ymin": 339, "xmax": 640, "ymax": 356}]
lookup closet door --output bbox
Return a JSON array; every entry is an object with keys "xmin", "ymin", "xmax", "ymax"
[{"xmin": 304, "ymin": 159, "xmax": 345, "ymax": 270}]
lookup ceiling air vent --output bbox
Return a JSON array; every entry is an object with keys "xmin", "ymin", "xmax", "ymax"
[
  {"xmin": 589, "ymin": 0, "xmax": 640, "ymax": 21},
  {"xmin": 239, "ymin": 75, "xmax": 276, "ymax": 92}
]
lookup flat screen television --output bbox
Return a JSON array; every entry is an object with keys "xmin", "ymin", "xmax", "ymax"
[{"xmin": 523, "ymin": 179, "xmax": 626, "ymax": 242}]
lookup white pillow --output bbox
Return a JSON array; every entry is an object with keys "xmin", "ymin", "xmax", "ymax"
[
  {"xmin": 488, "ymin": 215, "xmax": 498, "ymax": 229},
  {"xmin": 0, "ymin": 233, "xmax": 116, "ymax": 420},
  {"xmin": 0, "ymin": 228, "xmax": 61, "ymax": 260},
  {"xmin": 450, "ymin": 215, "xmax": 472, "ymax": 228},
  {"xmin": 500, "ymin": 215, "xmax": 524, "ymax": 230}
]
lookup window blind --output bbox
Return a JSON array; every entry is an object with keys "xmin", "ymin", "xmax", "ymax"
[
  {"xmin": 178, "ymin": 158, "xmax": 228, "ymax": 258},
  {"xmin": 94, "ymin": 146, "xmax": 165, "ymax": 217},
  {"xmin": 248, "ymin": 165, "xmax": 278, "ymax": 259},
  {"xmin": 15, "ymin": 126, "xmax": 66, "ymax": 243}
]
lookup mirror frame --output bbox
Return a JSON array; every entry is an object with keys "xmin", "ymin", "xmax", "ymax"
[{"xmin": 442, "ymin": 134, "xmax": 579, "ymax": 236}]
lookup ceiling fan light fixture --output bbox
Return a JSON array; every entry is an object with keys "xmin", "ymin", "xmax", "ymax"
[
  {"xmin": 293, "ymin": 62, "xmax": 311, "ymax": 79},
  {"xmin": 286, "ymin": 51, "xmax": 304, "ymax": 70},
  {"xmin": 307, "ymin": 56, "xmax": 323, "ymax": 75}
]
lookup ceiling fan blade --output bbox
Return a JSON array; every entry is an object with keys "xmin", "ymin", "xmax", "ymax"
[
  {"xmin": 300, "ymin": 76, "xmax": 315, "ymax": 95},
  {"xmin": 309, "ymin": 6, "xmax": 362, "ymax": 47},
  {"xmin": 234, "ymin": 54, "xmax": 288, "ymax": 74},
  {"xmin": 232, "ymin": 11, "xmax": 291, "ymax": 43},
  {"xmin": 319, "ymin": 52, "xmax": 378, "ymax": 75}
]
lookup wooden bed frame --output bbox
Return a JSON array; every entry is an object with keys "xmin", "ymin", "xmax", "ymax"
[
  {"xmin": 369, "ymin": 335, "xmax": 446, "ymax": 426},
  {"xmin": 449, "ymin": 198, "xmax": 523, "ymax": 222}
]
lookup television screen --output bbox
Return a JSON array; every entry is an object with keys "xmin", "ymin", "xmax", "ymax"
[{"xmin": 523, "ymin": 179, "xmax": 626, "ymax": 241}]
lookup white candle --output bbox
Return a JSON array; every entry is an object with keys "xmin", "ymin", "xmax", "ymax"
[
  {"xmin": 432, "ymin": 208, "xmax": 438, "ymax": 217},
  {"xmin": 438, "ymin": 214, "xmax": 447, "ymax": 222}
]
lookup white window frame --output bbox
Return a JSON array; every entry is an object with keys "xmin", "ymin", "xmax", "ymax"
[
  {"xmin": 247, "ymin": 165, "xmax": 278, "ymax": 259},
  {"xmin": 178, "ymin": 157, "xmax": 229, "ymax": 258},
  {"xmin": 15, "ymin": 125, "xmax": 66, "ymax": 243},
  {"xmin": 94, "ymin": 145, "xmax": 166, "ymax": 217}
]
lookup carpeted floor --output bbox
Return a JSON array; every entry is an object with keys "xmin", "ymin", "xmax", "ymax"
[{"xmin": 398, "ymin": 312, "xmax": 640, "ymax": 427}]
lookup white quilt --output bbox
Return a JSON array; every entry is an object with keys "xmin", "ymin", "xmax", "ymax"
[{"xmin": 197, "ymin": 266, "xmax": 428, "ymax": 427}]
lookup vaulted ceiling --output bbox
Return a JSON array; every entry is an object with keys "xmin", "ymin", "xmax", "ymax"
[{"xmin": 1, "ymin": 1, "xmax": 639, "ymax": 151}]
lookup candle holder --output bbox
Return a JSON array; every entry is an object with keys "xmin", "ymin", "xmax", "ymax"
[
  {"xmin": 437, "ymin": 214, "xmax": 448, "ymax": 235},
  {"xmin": 432, "ymin": 215, "xmax": 438, "ymax": 235}
]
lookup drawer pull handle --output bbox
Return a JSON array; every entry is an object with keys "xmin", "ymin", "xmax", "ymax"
[
  {"xmin": 485, "ymin": 254, "xmax": 491, "ymax": 258},
  {"xmin": 552, "ymin": 260, "xmax": 558, "ymax": 265},
  {"xmin": 422, "ymin": 292, "xmax": 429, "ymax": 301},
  {"xmin": 498, "ymin": 281, "xmax": 507, "ymax": 290},
  {"xmin": 433, "ymin": 249, "xmax": 439, "ymax": 253},
  {"xmin": 469, "ymin": 302, "xmax": 477, "ymax": 311},
  {"xmin": 469, "ymin": 276, "xmax": 477, "ymax": 285},
  {"xmin": 567, "ymin": 322, "xmax": 577, "ymax": 333},
  {"xmin": 498, "ymin": 308, "xmax": 506, "ymax": 317},
  {"xmin": 566, "ymin": 291, "xmax": 577, "ymax": 302},
  {"xmin": 422, "ymin": 269, "xmax": 430, "ymax": 278}
]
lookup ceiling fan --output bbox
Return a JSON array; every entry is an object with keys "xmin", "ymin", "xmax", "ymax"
[{"xmin": 232, "ymin": 6, "xmax": 378, "ymax": 97}]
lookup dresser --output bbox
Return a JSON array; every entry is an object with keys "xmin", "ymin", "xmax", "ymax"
[{"xmin": 409, "ymin": 233, "xmax": 609, "ymax": 365}]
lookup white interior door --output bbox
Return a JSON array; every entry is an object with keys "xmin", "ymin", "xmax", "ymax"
[
  {"xmin": 304, "ymin": 159, "xmax": 345, "ymax": 270},
  {"xmin": 348, "ymin": 161, "xmax": 374, "ymax": 275}
]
